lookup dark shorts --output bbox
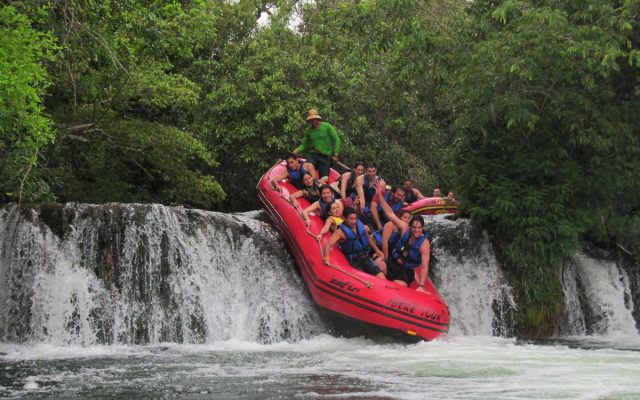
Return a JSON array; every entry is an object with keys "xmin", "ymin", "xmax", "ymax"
[
  {"xmin": 307, "ymin": 152, "xmax": 332, "ymax": 179},
  {"xmin": 350, "ymin": 256, "xmax": 382, "ymax": 276},
  {"xmin": 386, "ymin": 257, "xmax": 416, "ymax": 285}
]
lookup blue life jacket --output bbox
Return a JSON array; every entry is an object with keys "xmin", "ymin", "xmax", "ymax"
[
  {"xmin": 373, "ymin": 226, "xmax": 400, "ymax": 254},
  {"xmin": 318, "ymin": 196, "xmax": 335, "ymax": 220},
  {"xmin": 405, "ymin": 188, "xmax": 418, "ymax": 204},
  {"xmin": 392, "ymin": 230, "xmax": 430, "ymax": 269},
  {"xmin": 339, "ymin": 220, "xmax": 370, "ymax": 265},
  {"xmin": 287, "ymin": 161, "xmax": 307, "ymax": 189},
  {"xmin": 387, "ymin": 229, "xmax": 401, "ymax": 251}
]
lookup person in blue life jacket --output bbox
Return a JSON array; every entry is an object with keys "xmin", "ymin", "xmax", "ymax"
[
  {"xmin": 369, "ymin": 186, "xmax": 405, "ymax": 231},
  {"xmin": 403, "ymin": 178, "xmax": 425, "ymax": 205},
  {"xmin": 288, "ymin": 172, "xmax": 323, "ymax": 208},
  {"xmin": 373, "ymin": 209, "xmax": 412, "ymax": 260},
  {"xmin": 292, "ymin": 109, "xmax": 341, "ymax": 181},
  {"xmin": 376, "ymin": 185, "xmax": 430, "ymax": 292},
  {"xmin": 271, "ymin": 153, "xmax": 317, "ymax": 191},
  {"xmin": 323, "ymin": 207, "xmax": 386, "ymax": 278},
  {"xmin": 354, "ymin": 161, "xmax": 385, "ymax": 215},
  {"xmin": 301, "ymin": 185, "xmax": 343, "ymax": 225}
]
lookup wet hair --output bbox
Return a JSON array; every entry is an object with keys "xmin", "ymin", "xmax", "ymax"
[
  {"xmin": 410, "ymin": 215, "xmax": 424, "ymax": 227},
  {"xmin": 353, "ymin": 161, "xmax": 365, "ymax": 169},
  {"xmin": 392, "ymin": 186, "xmax": 404, "ymax": 194},
  {"xmin": 319, "ymin": 184, "xmax": 332, "ymax": 194},
  {"xmin": 404, "ymin": 177, "xmax": 413, "ymax": 183},
  {"xmin": 285, "ymin": 152, "xmax": 298, "ymax": 160},
  {"xmin": 343, "ymin": 207, "xmax": 357, "ymax": 218},
  {"xmin": 365, "ymin": 161, "xmax": 377, "ymax": 169},
  {"xmin": 399, "ymin": 210, "xmax": 412, "ymax": 218}
]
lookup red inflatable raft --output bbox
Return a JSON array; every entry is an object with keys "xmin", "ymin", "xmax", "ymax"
[
  {"xmin": 256, "ymin": 161, "xmax": 450, "ymax": 341},
  {"xmin": 402, "ymin": 197, "xmax": 460, "ymax": 216}
]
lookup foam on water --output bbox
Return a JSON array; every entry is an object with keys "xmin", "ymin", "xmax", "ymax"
[{"xmin": 2, "ymin": 335, "xmax": 640, "ymax": 399}]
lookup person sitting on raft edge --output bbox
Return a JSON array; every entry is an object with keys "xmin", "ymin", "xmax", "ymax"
[{"xmin": 292, "ymin": 109, "xmax": 341, "ymax": 182}]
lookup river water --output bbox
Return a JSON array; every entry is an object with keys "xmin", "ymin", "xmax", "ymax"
[
  {"xmin": 2, "ymin": 334, "xmax": 640, "ymax": 399},
  {"xmin": 1, "ymin": 204, "xmax": 638, "ymax": 399}
]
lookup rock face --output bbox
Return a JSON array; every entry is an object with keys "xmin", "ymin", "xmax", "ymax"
[{"xmin": 0, "ymin": 203, "xmax": 326, "ymax": 345}]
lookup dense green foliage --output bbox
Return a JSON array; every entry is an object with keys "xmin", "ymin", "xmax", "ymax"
[
  {"xmin": 0, "ymin": 5, "xmax": 57, "ymax": 203},
  {"xmin": 450, "ymin": 0, "xmax": 640, "ymax": 335},
  {"xmin": 2, "ymin": 0, "xmax": 639, "ymax": 337}
]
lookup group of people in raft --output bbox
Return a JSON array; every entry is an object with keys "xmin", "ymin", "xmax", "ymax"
[{"xmin": 270, "ymin": 109, "xmax": 457, "ymax": 293}]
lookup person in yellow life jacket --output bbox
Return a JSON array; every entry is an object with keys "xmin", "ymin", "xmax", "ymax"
[
  {"xmin": 316, "ymin": 201, "xmax": 344, "ymax": 238},
  {"xmin": 293, "ymin": 109, "xmax": 341, "ymax": 181}
]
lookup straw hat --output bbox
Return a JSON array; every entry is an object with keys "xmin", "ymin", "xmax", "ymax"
[{"xmin": 306, "ymin": 109, "xmax": 322, "ymax": 121}]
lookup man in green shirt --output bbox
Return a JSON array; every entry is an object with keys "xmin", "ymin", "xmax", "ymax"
[{"xmin": 292, "ymin": 109, "xmax": 341, "ymax": 181}]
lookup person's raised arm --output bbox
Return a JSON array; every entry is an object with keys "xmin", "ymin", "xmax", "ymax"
[
  {"xmin": 381, "ymin": 222, "xmax": 395, "ymax": 259},
  {"xmin": 301, "ymin": 201, "xmax": 320, "ymax": 225},
  {"xmin": 377, "ymin": 185, "xmax": 408, "ymax": 233},
  {"xmin": 369, "ymin": 197, "xmax": 384, "ymax": 231},
  {"xmin": 416, "ymin": 239, "xmax": 431, "ymax": 292},
  {"xmin": 323, "ymin": 229, "xmax": 344, "ymax": 265}
]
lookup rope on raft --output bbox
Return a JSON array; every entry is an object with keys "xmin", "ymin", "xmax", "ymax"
[{"xmin": 272, "ymin": 177, "xmax": 373, "ymax": 289}]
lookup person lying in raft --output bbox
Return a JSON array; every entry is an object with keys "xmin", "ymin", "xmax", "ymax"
[
  {"xmin": 301, "ymin": 185, "xmax": 344, "ymax": 226},
  {"xmin": 371, "ymin": 209, "xmax": 413, "ymax": 260},
  {"xmin": 403, "ymin": 178, "xmax": 425, "ymax": 205},
  {"xmin": 377, "ymin": 186, "xmax": 430, "ymax": 292},
  {"xmin": 323, "ymin": 207, "xmax": 386, "ymax": 278},
  {"xmin": 314, "ymin": 201, "xmax": 344, "ymax": 239},
  {"xmin": 289, "ymin": 172, "xmax": 322, "ymax": 208},
  {"xmin": 369, "ymin": 186, "xmax": 405, "ymax": 231},
  {"xmin": 270, "ymin": 153, "xmax": 317, "ymax": 191}
]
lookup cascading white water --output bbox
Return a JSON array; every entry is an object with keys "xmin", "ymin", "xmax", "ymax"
[
  {"xmin": 557, "ymin": 252, "xmax": 637, "ymax": 336},
  {"xmin": 428, "ymin": 215, "xmax": 516, "ymax": 336},
  {"xmin": 557, "ymin": 258, "xmax": 587, "ymax": 336},
  {"xmin": 0, "ymin": 204, "xmax": 326, "ymax": 345},
  {"xmin": 1, "ymin": 204, "xmax": 638, "ymax": 345}
]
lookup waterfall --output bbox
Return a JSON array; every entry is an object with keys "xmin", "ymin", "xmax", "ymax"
[
  {"xmin": 0, "ymin": 204, "xmax": 326, "ymax": 345},
  {"xmin": 557, "ymin": 252, "xmax": 637, "ymax": 336},
  {"xmin": 1, "ymin": 204, "xmax": 637, "ymax": 344},
  {"xmin": 428, "ymin": 215, "xmax": 516, "ymax": 336}
]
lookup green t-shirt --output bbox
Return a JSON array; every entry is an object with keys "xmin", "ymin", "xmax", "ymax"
[{"xmin": 296, "ymin": 121, "xmax": 341, "ymax": 156}]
